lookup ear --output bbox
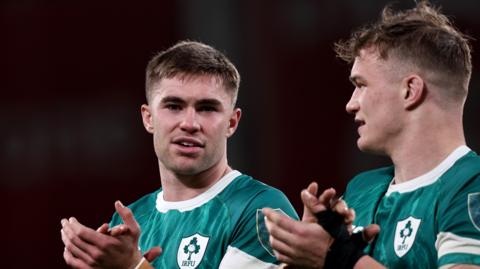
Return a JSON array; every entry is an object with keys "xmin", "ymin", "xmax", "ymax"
[
  {"xmin": 226, "ymin": 108, "xmax": 242, "ymax": 138},
  {"xmin": 141, "ymin": 104, "xmax": 154, "ymax": 134},
  {"xmin": 401, "ymin": 75, "xmax": 425, "ymax": 110}
]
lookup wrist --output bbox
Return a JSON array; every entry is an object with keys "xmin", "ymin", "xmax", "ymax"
[{"xmin": 133, "ymin": 257, "xmax": 155, "ymax": 269}]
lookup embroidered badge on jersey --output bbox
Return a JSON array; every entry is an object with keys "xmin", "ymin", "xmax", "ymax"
[
  {"xmin": 177, "ymin": 234, "xmax": 210, "ymax": 268},
  {"xmin": 256, "ymin": 208, "xmax": 287, "ymax": 257},
  {"xmin": 468, "ymin": 192, "xmax": 480, "ymax": 231},
  {"xmin": 394, "ymin": 216, "xmax": 421, "ymax": 257}
]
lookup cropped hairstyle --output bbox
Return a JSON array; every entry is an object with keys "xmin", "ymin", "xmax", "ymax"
[
  {"xmin": 335, "ymin": 1, "xmax": 472, "ymax": 99},
  {"xmin": 145, "ymin": 41, "xmax": 240, "ymax": 105}
]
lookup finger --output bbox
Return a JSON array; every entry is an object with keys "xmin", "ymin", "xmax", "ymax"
[
  {"xmin": 67, "ymin": 217, "xmax": 109, "ymax": 246},
  {"xmin": 270, "ymin": 241, "xmax": 293, "ymax": 263},
  {"xmin": 262, "ymin": 209, "xmax": 301, "ymax": 247},
  {"xmin": 345, "ymin": 208, "xmax": 355, "ymax": 225},
  {"xmin": 62, "ymin": 219, "xmax": 94, "ymax": 254},
  {"xmin": 301, "ymin": 183, "xmax": 322, "ymax": 221},
  {"xmin": 306, "ymin": 182, "xmax": 318, "ymax": 197},
  {"xmin": 346, "ymin": 208, "xmax": 356, "ymax": 234},
  {"xmin": 301, "ymin": 189, "xmax": 329, "ymax": 219},
  {"xmin": 318, "ymin": 188, "xmax": 336, "ymax": 207},
  {"xmin": 262, "ymin": 208, "xmax": 297, "ymax": 234},
  {"xmin": 97, "ymin": 223, "xmax": 110, "ymax": 234},
  {"xmin": 115, "ymin": 201, "xmax": 140, "ymax": 235},
  {"xmin": 301, "ymin": 191, "xmax": 320, "ymax": 221},
  {"xmin": 63, "ymin": 247, "xmax": 91, "ymax": 269},
  {"xmin": 144, "ymin": 246, "xmax": 162, "ymax": 262},
  {"xmin": 363, "ymin": 224, "xmax": 380, "ymax": 243},
  {"xmin": 269, "ymin": 232, "xmax": 298, "ymax": 262},
  {"xmin": 270, "ymin": 224, "xmax": 326, "ymax": 268},
  {"xmin": 109, "ymin": 224, "xmax": 130, "ymax": 237},
  {"xmin": 61, "ymin": 229, "xmax": 96, "ymax": 266},
  {"xmin": 332, "ymin": 199, "xmax": 348, "ymax": 216},
  {"xmin": 266, "ymin": 210, "xmax": 328, "ymax": 256}
]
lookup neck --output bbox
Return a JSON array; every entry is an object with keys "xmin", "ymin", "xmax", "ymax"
[
  {"xmin": 389, "ymin": 109, "xmax": 465, "ymax": 184},
  {"xmin": 159, "ymin": 159, "xmax": 232, "ymax": 201}
]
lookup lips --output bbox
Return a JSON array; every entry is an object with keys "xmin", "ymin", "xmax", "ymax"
[
  {"xmin": 354, "ymin": 118, "xmax": 365, "ymax": 127},
  {"xmin": 354, "ymin": 118, "xmax": 365, "ymax": 135},
  {"xmin": 172, "ymin": 137, "xmax": 204, "ymax": 148}
]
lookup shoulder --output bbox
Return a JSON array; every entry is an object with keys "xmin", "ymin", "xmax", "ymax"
[
  {"xmin": 439, "ymin": 151, "xmax": 480, "ymax": 192},
  {"xmin": 217, "ymin": 174, "xmax": 298, "ymax": 265},
  {"xmin": 219, "ymin": 173, "xmax": 298, "ymax": 220},
  {"xmin": 437, "ymin": 151, "xmax": 480, "ymax": 212}
]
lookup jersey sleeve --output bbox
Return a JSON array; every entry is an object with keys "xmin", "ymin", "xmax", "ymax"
[
  {"xmin": 219, "ymin": 187, "xmax": 299, "ymax": 269},
  {"xmin": 437, "ymin": 175, "xmax": 480, "ymax": 267}
]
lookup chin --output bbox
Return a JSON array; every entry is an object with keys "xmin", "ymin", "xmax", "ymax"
[
  {"xmin": 357, "ymin": 139, "xmax": 387, "ymax": 156},
  {"xmin": 172, "ymin": 165, "xmax": 203, "ymax": 176}
]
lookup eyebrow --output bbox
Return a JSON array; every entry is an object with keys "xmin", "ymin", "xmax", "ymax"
[
  {"xmin": 196, "ymin": 98, "xmax": 222, "ymax": 107},
  {"xmin": 160, "ymin": 96, "xmax": 223, "ymax": 107},
  {"xmin": 161, "ymin": 96, "xmax": 185, "ymax": 104}
]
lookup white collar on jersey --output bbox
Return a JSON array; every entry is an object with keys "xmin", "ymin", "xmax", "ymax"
[
  {"xmin": 156, "ymin": 170, "xmax": 241, "ymax": 213},
  {"xmin": 385, "ymin": 145, "xmax": 471, "ymax": 195}
]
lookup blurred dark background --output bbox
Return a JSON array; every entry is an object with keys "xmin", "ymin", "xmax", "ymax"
[{"xmin": 2, "ymin": 0, "xmax": 479, "ymax": 267}]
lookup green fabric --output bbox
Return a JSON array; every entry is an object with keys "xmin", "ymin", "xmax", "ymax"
[
  {"xmin": 110, "ymin": 173, "xmax": 298, "ymax": 268},
  {"xmin": 344, "ymin": 150, "xmax": 480, "ymax": 268}
]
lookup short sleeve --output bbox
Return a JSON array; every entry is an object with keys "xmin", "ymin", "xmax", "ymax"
[
  {"xmin": 219, "ymin": 188, "xmax": 299, "ymax": 268},
  {"xmin": 437, "ymin": 175, "xmax": 480, "ymax": 267}
]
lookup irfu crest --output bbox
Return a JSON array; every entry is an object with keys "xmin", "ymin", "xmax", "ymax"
[
  {"xmin": 177, "ymin": 234, "xmax": 209, "ymax": 269},
  {"xmin": 394, "ymin": 216, "xmax": 421, "ymax": 257}
]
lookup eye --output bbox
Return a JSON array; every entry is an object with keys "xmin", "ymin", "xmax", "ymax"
[
  {"xmin": 197, "ymin": 105, "xmax": 217, "ymax": 112},
  {"xmin": 165, "ymin": 103, "xmax": 182, "ymax": 111},
  {"xmin": 355, "ymin": 83, "xmax": 366, "ymax": 90}
]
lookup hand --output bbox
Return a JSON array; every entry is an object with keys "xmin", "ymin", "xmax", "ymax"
[
  {"xmin": 262, "ymin": 184, "xmax": 358, "ymax": 269},
  {"xmin": 97, "ymin": 223, "xmax": 162, "ymax": 265},
  {"xmin": 262, "ymin": 207, "xmax": 333, "ymax": 268},
  {"xmin": 61, "ymin": 201, "xmax": 160, "ymax": 269},
  {"xmin": 301, "ymin": 183, "xmax": 355, "ymax": 233}
]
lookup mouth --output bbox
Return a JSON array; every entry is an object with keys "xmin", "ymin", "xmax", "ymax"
[
  {"xmin": 354, "ymin": 118, "xmax": 365, "ymax": 133},
  {"xmin": 172, "ymin": 137, "xmax": 205, "ymax": 148},
  {"xmin": 354, "ymin": 118, "xmax": 365, "ymax": 127}
]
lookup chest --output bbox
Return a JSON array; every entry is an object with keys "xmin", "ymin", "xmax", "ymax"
[
  {"xmin": 353, "ymin": 189, "xmax": 441, "ymax": 268},
  {"xmin": 137, "ymin": 203, "xmax": 232, "ymax": 268}
]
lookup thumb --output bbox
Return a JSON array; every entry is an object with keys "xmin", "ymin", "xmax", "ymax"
[
  {"xmin": 144, "ymin": 246, "xmax": 162, "ymax": 262},
  {"xmin": 115, "ymin": 201, "xmax": 140, "ymax": 234},
  {"xmin": 363, "ymin": 224, "xmax": 380, "ymax": 243}
]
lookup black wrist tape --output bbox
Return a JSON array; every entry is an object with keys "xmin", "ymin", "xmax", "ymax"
[
  {"xmin": 324, "ymin": 235, "xmax": 366, "ymax": 269},
  {"xmin": 315, "ymin": 210, "xmax": 366, "ymax": 269},
  {"xmin": 315, "ymin": 209, "xmax": 349, "ymax": 241}
]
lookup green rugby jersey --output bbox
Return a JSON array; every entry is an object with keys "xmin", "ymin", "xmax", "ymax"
[
  {"xmin": 344, "ymin": 146, "xmax": 480, "ymax": 268},
  {"xmin": 110, "ymin": 170, "xmax": 298, "ymax": 269}
]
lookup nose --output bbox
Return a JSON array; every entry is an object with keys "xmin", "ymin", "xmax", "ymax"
[
  {"xmin": 179, "ymin": 108, "xmax": 200, "ymax": 133},
  {"xmin": 346, "ymin": 88, "xmax": 360, "ymax": 115}
]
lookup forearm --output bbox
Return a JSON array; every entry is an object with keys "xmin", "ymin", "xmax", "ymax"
[{"xmin": 353, "ymin": 255, "xmax": 386, "ymax": 269}]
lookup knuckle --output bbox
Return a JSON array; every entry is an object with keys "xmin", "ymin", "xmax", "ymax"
[
  {"xmin": 90, "ymin": 249, "xmax": 104, "ymax": 262},
  {"xmin": 123, "ymin": 209, "xmax": 133, "ymax": 219},
  {"xmin": 70, "ymin": 235, "xmax": 82, "ymax": 246},
  {"xmin": 64, "ymin": 241, "xmax": 74, "ymax": 252}
]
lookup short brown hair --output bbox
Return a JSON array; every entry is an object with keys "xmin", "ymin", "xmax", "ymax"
[
  {"xmin": 145, "ymin": 40, "xmax": 240, "ymax": 104},
  {"xmin": 335, "ymin": 1, "xmax": 472, "ymax": 98}
]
